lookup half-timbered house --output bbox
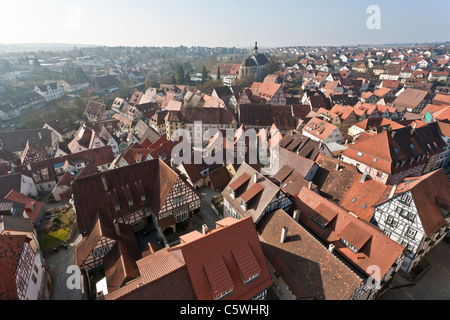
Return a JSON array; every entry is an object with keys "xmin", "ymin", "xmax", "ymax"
[
  {"xmin": 222, "ymin": 163, "xmax": 292, "ymax": 225},
  {"xmin": 371, "ymin": 169, "xmax": 450, "ymax": 273},
  {"xmin": 72, "ymin": 159, "xmax": 201, "ymax": 245}
]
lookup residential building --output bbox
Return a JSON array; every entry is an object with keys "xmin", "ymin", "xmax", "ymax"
[
  {"xmin": 104, "ymin": 217, "xmax": 272, "ymax": 300},
  {"xmin": 72, "ymin": 159, "xmax": 201, "ymax": 243},
  {"xmin": 257, "ymin": 209, "xmax": 364, "ymax": 300},
  {"xmin": 222, "ymin": 162, "xmax": 292, "ymax": 225},
  {"xmin": 302, "ymin": 117, "xmax": 344, "ymax": 144},
  {"xmin": 34, "ymin": 82, "xmax": 64, "ymax": 102},
  {"xmin": 0, "ymin": 234, "xmax": 50, "ymax": 300},
  {"xmin": 372, "ymin": 169, "xmax": 450, "ymax": 273},
  {"xmin": 341, "ymin": 127, "xmax": 428, "ymax": 185},
  {"xmin": 293, "ymin": 187, "xmax": 406, "ymax": 300}
]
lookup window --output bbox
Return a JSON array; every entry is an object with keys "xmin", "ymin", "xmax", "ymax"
[
  {"xmin": 385, "ymin": 215, "xmax": 397, "ymax": 227},
  {"xmin": 340, "ymin": 238, "xmax": 358, "ymax": 253},
  {"xmin": 400, "ymin": 194, "xmax": 412, "ymax": 205},
  {"xmin": 405, "ymin": 227, "xmax": 417, "ymax": 240},
  {"xmin": 216, "ymin": 289, "xmax": 233, "ymax": 300},
  {"xmin": 383, "ymin": 230, "xmax": 392, "ymax": 237},
  {"xmin": 311, "ymin": 216, "xmax": 326, "ymax": 229}
]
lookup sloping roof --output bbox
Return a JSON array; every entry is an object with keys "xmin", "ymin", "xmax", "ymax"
[
  {"xmin": 340, "ymin": 175, "xmax": 389, "ymax": 221},
  {"xmin": 104, "ymin": 247, "xmax": 195, "ymax": 300},
  {"xmin": 393, "ymin": 88, "xmax": 430, "ymax": 110},
  {"xmin": 313, "ymin": 154, "xmax": 360, "ymax": 203},
  {"xmin": 257, "ymin": 209, "xmax": 363, "ymax": 300},
  {"xmin": 0, "ymin": 215, "xmax": 34, "ymax": 233},
  {"xmin": 342, "ymin": 127, "xmax": 427, "ymax": 174},
  {"xmin": 376, "ymin": 168, "xmax": 450, "ymax": 236},
  {"xmin": 293, "ymin": 187, "xmax": 405, "ymax": 282},
  {"xmin": 72, "ymin": 159, "xmax": 179, "ymax": 233},
  {"xmin": 0, "ymin": 235, "xmax": 27, "ymax": 300},
  {"xmin": 170, "ymin": 216, "xmax": 272, "ymax": 300},
  {"xmin": 0, "ymin": 129, "xmax": 54, "ymax": 154},
  {"xmin": 222, "ymin": 163, "xmax": 284, "ymax": 223},
  {"xmin": 4, "ymin": 190, "xmax": 44, "ymax": 224}
]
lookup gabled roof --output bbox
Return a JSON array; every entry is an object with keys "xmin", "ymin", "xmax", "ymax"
[
  {"xmin": 257, "ymin": 209, "xmax": 363, "ymax": 300},
  {"xmin": 169, "ymin": 217, "xmax": 272, "ymax": 300},
  {"xmin": 313, "ymin": 154, "xmax": 360, "ymax": 203},
  {"xmin": 222, "ymin": 163, "xmax": 285, "ymax": 223},
  {"xmin": 4, "ymin": 190, "xmax": 44, "ymax": 224},
  {"xmin": 293, "ymin": 187, "xmax": 405, "ymax": 282},
  {"xmin": 342, "ymin": 127, "xmax": 427, "ymax": 174},
  {"xmin": 393, "ymin": 88, "xmax": 430, "ymax": 110},
  {"xmin": 72, "ymin": 159, "xmax": 179, "ymax": 233},
  {"xmin": 376, "ymin": 168, "xmax": 450, "ymax": 236}
]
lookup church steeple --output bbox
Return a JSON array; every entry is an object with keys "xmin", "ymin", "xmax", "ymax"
[{"xmin": 254, "ymin": 41, "xmax": 258, "ymax": 54}]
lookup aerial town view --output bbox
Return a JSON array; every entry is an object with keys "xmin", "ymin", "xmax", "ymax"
[{"xmin": 0, "ymin": 0, "xmax": 449, "ymax": 311}]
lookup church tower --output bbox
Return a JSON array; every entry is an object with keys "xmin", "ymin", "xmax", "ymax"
[{"xmin": 254, "ymin": 41, "xmax": 258, "ymax": 55}]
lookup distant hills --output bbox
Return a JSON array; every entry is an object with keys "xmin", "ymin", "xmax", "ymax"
[{"xmin": 0, "ymin": 43, "xmax": 99, "ymax": 54}]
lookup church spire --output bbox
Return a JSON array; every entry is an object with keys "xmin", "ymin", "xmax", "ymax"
[{"xmin": 254, "ymin": 41, "xmax": 258, "ymax": 54}]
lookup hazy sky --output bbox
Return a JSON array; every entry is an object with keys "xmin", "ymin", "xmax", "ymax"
[{"xmin": 1, "ymin": 0, "xmax": 449, "ymax": 48}]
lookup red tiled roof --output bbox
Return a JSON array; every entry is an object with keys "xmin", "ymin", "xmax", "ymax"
[
  {"xmin": 0, "ymin": 235, "xmax": 27, "ymax": 300},
  {"xmin": 293, "ymin": 187, "xmax": 405, "ymax": 282},
  {"xmin": 228, "ymin": 172, "xmax": 251, "ymax": 191},
  {"xmin": 257, "ymin": 209, "xmax": 363, "ymax": 300},
  {"xmin": 170, "ymin": 217, "xmax": 272, "ymax": 300},
  {"xmin": 240, "ymin": 182, "xmax": 264, "ymax": 203},
  {"xmin": 4, "ymin": 190, "xmax": 44, "ymax": 224}
]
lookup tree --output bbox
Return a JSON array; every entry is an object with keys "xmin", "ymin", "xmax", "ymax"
[
  {"xmin": 145, "ymin": 75, "xmax": 154, "ymax": 89},
  {"xmin": 201, "ymin": 65, "xmax": 208, "ymax": 84},
  {"xmin": 217, "ymin": 67, "xmax": 221, "ymax": 79},
  {"xmin": 176, "ymin": 65, "xmax": 185, "ymax": 85}
]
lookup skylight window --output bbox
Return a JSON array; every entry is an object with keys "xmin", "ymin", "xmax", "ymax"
[
  {"xmin": 362, "ymin": 204, "xmax": 367, "ymax": 209},
  {"xmin": 357, "ymin": 152, "xmax": 363, "ymax": 157},
  {"xmin": 351, "ymin": 198, "xmax": 357, "ymax": 203},
  {"xmin": 394, "ymin": 148, "xmax": 399, "ymax": 153}
]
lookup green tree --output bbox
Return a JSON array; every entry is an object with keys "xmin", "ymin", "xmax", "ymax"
[
  {"xmin": 201, "ymin": 65, "xmax": 208, "ymax": 84},
  {"xmin": 176, "ymin": 65, "xmax": 185, "ymax": 85}
]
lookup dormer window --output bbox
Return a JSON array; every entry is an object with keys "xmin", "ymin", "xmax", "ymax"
[
  {"xmin": 243, "ymin": 273, "xmax": 260, "ymax": 285},
  {"xmin": 216, "ymin": 289, "xmax": 233, "ymax": 300},
  {"xmin": 357, "ymin": 152, "xmax": 363, "ymax": 157},
  {"xmin": 340, "ymin": 237, "xmax": 358, "ymax": 253},
  {"xmin": 114, "ymin": 204, "xmax": 120, "ymax": 211},
  {"xmin": 140, "ymin": 195, "xmax": 146, "ymax": 202},
  {"xmin": 128, "ymin": 200, "xmax": 133, "ymax": 206}
]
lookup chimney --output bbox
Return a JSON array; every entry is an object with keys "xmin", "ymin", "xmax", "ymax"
[
  {"xmin": 389, "ymin": 185, "xmax": 397, "ymax": 199},
  {"xmin": 308, "ymin": 181, "xmax": 313, "ymax": 190},
  {"xmin": 202, "ymin": 224, "xmax": 209, "ymax": 235},
  {"xmin": 280, "ymin": 227, "xmax": 288, "ymax": 243},
  {"xmin": 391, "ymin": 131, "xmax": 396, "ymax": 138},
  {"xmin": 253, "ymin": 173, "xmax": 258, "ymax": 183},
  {"xmin": 411, "ymin": 122, "xmax": 417, "ymax": 135},
  {"xmin": 335, "ymin": 163, "xmax": 340, "ymax": 171},
  {"xmin": 360, "ymin": 173, "xmax": 368, "ymax": 183},
  {"xmin": 293, "ymin": 209, "xmax": 301, "ymax": 222},
  {"xmin": 101, "ymin": 175, "xmax": 108, "ymax": 192},
  {"xmin": 328, "ymin": 244, "xmax": 335, "ymax": 253},
  {"xmin": 113, "ymin": 219, "xmax": 121, "ymax": 237}
]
